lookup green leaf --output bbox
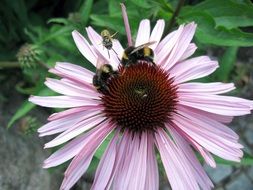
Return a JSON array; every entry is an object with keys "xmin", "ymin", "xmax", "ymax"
[
  {"xmin": 90, "ymin": 15, "xmax": 126, "ymax": 34},
  {"xmin": 184, "ymin": 0, "xmax": 253, "ymax": 29},
  {"xmin": 178, "ymin": 12, "xmax": 253, "ymax": 47},
  {"xmin": 79, "ymin": 0, "xmax": 93, "ymax": 26},
  {"xmin": 130, "ymin": 0, "xmax": 152, "ymax": 9},
  {"xmin": 155, "ymin": 0, "xmax": 173, "ymax": 13},
  {"xmin": 47, "ymin": 18, "xmax": 69, "ymax": 25},
  {"xmin": 7, "ymin": 87, "xmax": 55, "ymax": 128},
  {"xmin": 8, "ymin": 0, "xmax": 28, "ymax": 25},
  {"xmin": 212, "ymin": 47, "xmax": 238, "ymax": 82},
  {"xmin": 109, "ymin": 0, "xmax": 122, "ymax": 17}
]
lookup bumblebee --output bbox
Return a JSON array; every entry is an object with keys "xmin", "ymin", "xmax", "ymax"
[
  {"xmin": 93, "ymin": 60, "xmax": 118, "ymax": 94},
  {"xmin": 100, "ymin": 30, "xmax": 118, "ymax": 58},
  {"xmin": 121, "ymin": 41, "xmax": 156, "ymax": 67}
]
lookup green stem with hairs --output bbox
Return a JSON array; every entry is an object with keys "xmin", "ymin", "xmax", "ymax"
[
  {"xmin": 0, "ymin": 61, "xmax": 20, "ymax": 68},
  {"xmin": 165, "ymin": 0, "xmax": 185, "ymax": 34}
]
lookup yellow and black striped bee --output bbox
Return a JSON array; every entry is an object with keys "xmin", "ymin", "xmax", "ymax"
[
  {"xmin": 121, "ymin": 41, "xmax": 156, "ymax": 67},
  {"xmin": 101, "ymin": 30, "xmax": 118, "ymax": 58},
  {"xmin": 93, "ymin": 60, "xmax": 118, "ymax": 94}
]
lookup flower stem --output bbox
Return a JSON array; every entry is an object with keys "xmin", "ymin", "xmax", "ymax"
[
  {"xmin": 0, "ymin": 61, "xmax": 20, "ymax": 68},
  {"xmin": 166, "ymin": 0, "xmax": 185, "ymax": 33}
]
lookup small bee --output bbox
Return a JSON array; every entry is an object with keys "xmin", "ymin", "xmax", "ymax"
[
  {"xmin": 93, "ymin": 60, "xmax": 118, "ymax": 94},
  {"xmin": 121, "ymin": 41, "xmax": 156, "ymax": 67},
  {"xmin": 101, "ymin": 30, "xmax": 118, "ymax": 58}
]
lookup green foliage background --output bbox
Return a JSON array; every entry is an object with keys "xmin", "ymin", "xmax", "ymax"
[{"xmin": 1, "ymin": 0, "xmax": 253, "ymax": 165}]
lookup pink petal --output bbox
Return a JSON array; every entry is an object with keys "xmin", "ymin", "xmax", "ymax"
[
  {"xmin": 179, "ymin": 93, "xmax": 252, "ymax": 116},
  {"xmin": 144, "ymin": 133, "xmax": 159, "ymax": 190},
  {"xmin": 45, "ymin": 78, "xmax": 99, "ymax": 99},
  {"xmin": 48, "ymin": 105, "xmax": 102, "ymax": 121},
  {"xmin": 177, "ymin": 105, "xmax": 239, "ymax": 140},
  {"xmin": 108, "ymin": 130, "xmax": 131, "ymax": 189},
  {"xmin": 149, "ymin": 19, "xmax": 165, "ymax": 50},
  {"xmin": 170, "ymin": 56, "xmax": 218, "ymax": 84},
  {"xmin": 167, "ymin": 126, "xmax": 213, "ymax": 190},
  {"xmin": 178, "ymin": 82, "xmax": 235, "ymax": 94},
  {"xmin": 127, "ymin": 132, "xmax": 148, "ymax": 190},
  {"xmin": 44, "ymin": 113, "xmax": 105, "ymax": 148},
  {"xmin": 29, "ymin": 95, "xmax": 99, "ymax": 108},
  {"xmin": 135, "ymin": 19, "xmax": 150, "ymax": 47},
  {"xmin": 112, "ymin": 39, "xmax": 124, "ymax": 59},
  {"xmin": 91, "ymin": 130, "xmax": 120, "ymax": 190},
  {"xmin": 60, "ymin": 122, "xmax": 114, "ymax": 190},
  {"xmin": 178, "ymin": 105, "xmax": 233, "ymax": 124},
  {"xmin": 162, "ymin": 22, "xmax": 197, "ymax": 71},
  {"xmin": 112, "ymin": 131, "xmax": 148, "ymax": 190},
  {"xmin": 179, "ymin": 43, "xmax": 197, "ymax": 61},
  {"xmin": 155, "ymin": 25, "xmax": 184, "ymax": 65},
  {"xmin": 60, "ymin": 78, "xmax": 95, "ymax": 92},
  {"xmin": 72, "ymin": 30, "xmax": 97, "ymax": 66},
  {"xmin": 155, "ymin": 129, "xmax": 200, "ymax": 190},
  {"xmin": 38, "ymin": 109, "xmax": 95, "ymax": 136},
  {"xmin": 173, "ymin": 113, "xmax": 243, "ymax": 162},
  {"xmin": 43, "ymin": 131, "xmax": 89, "ymax": 168},
  {"xmin": 54, "ymin": 62, "xmax": 93, "ymax": 84}
]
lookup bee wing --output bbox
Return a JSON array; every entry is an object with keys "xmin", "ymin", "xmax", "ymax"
[{"xmin": 130, "ymin": 41, "xmax": 156, "ymax": 54}]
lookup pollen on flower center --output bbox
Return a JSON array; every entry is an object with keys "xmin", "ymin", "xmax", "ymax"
[{"xmin": 101, "ymin": 62, "xmax": 178, "ymax": 132}]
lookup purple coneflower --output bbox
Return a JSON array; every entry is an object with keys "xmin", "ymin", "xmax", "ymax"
[{"xmin": 29, "ymin": 4, "xmax": 253, "ymax": 190}]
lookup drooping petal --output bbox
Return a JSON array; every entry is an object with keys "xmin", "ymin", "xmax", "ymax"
[
  {"xmin": 29, "ymin": 95, "xmax": 99, "ymax": 108},
  {"xmin": 177, "ymin": 105, "xmax": 239, "ymax": 140},
  {"xmin": 178, "ymin": 93, "xmax": 253, "ymax": 116},
  {"xmin": 45, "ymin": 78, "xmax": 99, "ymax": 99},
  {"xmin": 127, "ymin": 132, "xmax": 148, "ymax": 190},
  {"xmin": 44, "ymin": 113, "xmax": 105, "ymax": 148},
  {"xmin": 60, "ymin": 122, "xmax": 114, "ymax": 190},
  {"xmin": 178, "ymin": 82, "xmax": 235, "ymax": 94},
  {"xmin": 173, "ymin": 113, "xmax": 243, "ymax": 162},
  {"xmin": 155, "ymin": 128, "xmax": 200, "ymax": 190},
  {"xmin": 48, "ymin": 105, "xmax": 102, "ymax": 121},
  {"xmin": 72, "ymin": 30, "xmax": 97, "ymax": 66},
  {"xmin": 43, "ymin": 129, "xmax": 90, "ymax": 168},
  {"xmin": 110, "ymin": 130, "xmax": 131, "ymax": 189},
  {"xmin": 177, "ymin": 105, "xmax": 233, "ymax": 124},
  {"xmin": 170, "ymin": 56, "xmax": 219, "ymax": 84},
  {"xmin": 144, "ymin": 133, "xmax": 159, "ymax": 190},
  {"xmin": 113, "ymin": 131, "xmax": 148, "ymax": 190},
  {"xmin": 54, "ymin": 62, "xmax": 94, "ymax": 84},
  {"xmin": 135, "ymin": 19, "xmax": 151, "ymax": 47},
  {"xmin": 167, "ymin": 126, "xmax": 213, "ymax": 190},
  {"xmin": 91, "ymin": 130, "xmax": 120, "ymax": 190},
  {"xmin": 38, "ymin": 109, "xmax": 97, "ymax": 136},
  {"xmin": 149, "ymin": 19, "xmax": 165, "ymax": 50}
]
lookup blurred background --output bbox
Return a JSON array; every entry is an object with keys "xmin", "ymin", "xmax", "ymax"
[{"xmin": 0, "ymin": 0, "xmax": 253, "ymax": 189}]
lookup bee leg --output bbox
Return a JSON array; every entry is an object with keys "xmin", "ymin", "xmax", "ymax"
[
  {"xmin": 112, "ymin": 48, "xmax": 118, "ymax": 55},
  {"xmin": 107, "ymin": 50, "xmax": 110, "ymax": 58},
  {"xmin": 111, "ymin": 31, "xmax": 118, "ymax": 38}
]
